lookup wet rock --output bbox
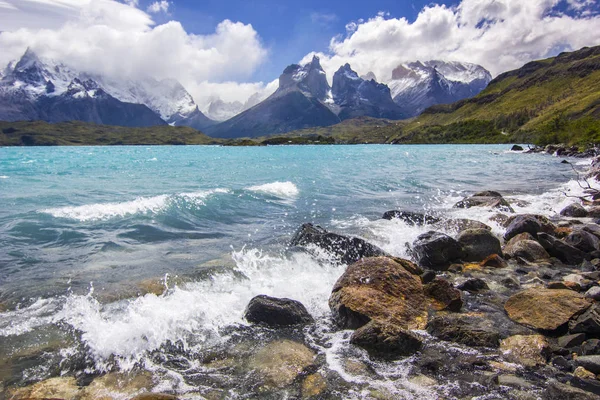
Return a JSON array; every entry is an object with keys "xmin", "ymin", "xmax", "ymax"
[
  {"xmin": 545, "ymin": 379, "xmax": 599, "ymax": 399},
  {"xmin": 244, "ymin": 295, "xmax": 314, "ymax": 327},
  {"xmin": 574, "ymin": 366, "xmax": 597, "ymax": 380},
  {"xmin": 504, "ymin": 239, "xmax": 550, "ymax": 262},
  {"xmin": 412, "ymin": 231, "xmax": 464, "ymax": 270},
  {"xmin": 329, "ymin": 257, "xmax": 427, "ymax": 330},
  {"xmin": 504, "ymin": 215, "xmax": 542, "ymax": 241},
  {"xmin": 566, "ymin": 230, "xmax": 600, "ymax": 253},
  {"xmin": 426, "ymin": 314, "xmax": 501, "ymax": 348},
  {"xmin": 81, "ymin": 371, "xmax": 154, "ymax": 400},
  {"xmin": 350, "ymin": 320, "xmax": 423, "ymax": 359},
  {"xmin": 454, "ymin": 191, "xmax": 514, "ymax": 213},
  {"xmin": 571, "ymin": 376, "xmax": 600, "ymax": 396},
  {"xmin": 420, "ymin": 270, "xmax": 436, "ymax": 284},
  {"xmin": 249, "ymin": 340, "xmax": 315, "ymax": 389},
  {"xmin": 497, "ymin": 374, "xmax": 533, "ymax": 389},
  {"xmin": 561, "ymin": 203, "xmax": 589, "ymax": 218},
  {"xmin": 502, "ymin": 276, "xmax": 521, "ymax": 289},
  {"xmin": 381, "ymin": 210, "xmax": 440, "ymax": 225},
  {"xmin": 499, "ymin": 334, "xmax": 550, "ymax": 367},
  {"xmin": 131, "ymin": 394, "xmax": 178, "ymax": 400},
  {"xmin": 9, "ymin": 377, "xmax": 81, "ymax": 399},
  {"xmin": 585, "ymin": 287, "xmax": 600, "ymax": 300},
  {"xmin": 504, "ymin": 214, "xmax": 557, "ymax": 233},
  {"xmin": 511, "ymin": 145, "xmax": 524, "ymax": 151},
  {"xmin": 457, "ymin": 278, "xmax": 489, "ymax": 293},
  {"xmin": 424, "ymin": 278, "xmax": 463, "ymax": 311},
  {"xmin": 570, "ymin": 304, "xmax": 600, "ymax": 335},
  {"xmin": 538, "ymin": 232, "xmax": 589, "ymax": 265},
  {"xmin": 504, "ymin": 288, "xmax": 593, "ymax": 331},
  {"xmin": 575, "ymin": 355, "xmax": 600, "ymax": 374},
  {"xmin": 301, "ymin": 373, "xmax": 327, "ymax": 398},
  {"xmin": 290, "ymin": 223, "xmax": 388, "ymax": 264},
  {"xmin": 457, "ymin": 228, "xmax": 502, "ymax": 262},
  {"xmin": 581, "ymin": 339, "xmax": 600, "ymax": 355},
  {"xmin": 587, "ymin": 207, "xmax": 600, "ymax": 218},
  {"xmin": 559, "ymin": 333, "xmax": 587, "ymax": 349},
  {"xmin": 434, "ymin": 218, "xmax": 492, "ymax": 233},
  {"xmin": 481, "ymin": 254, "xmax": 509, "ymax": 269}
]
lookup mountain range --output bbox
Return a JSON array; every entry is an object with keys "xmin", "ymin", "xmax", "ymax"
[{"xmin": 0, "ymin": 49, "xmax": 492, "ymax": 137}]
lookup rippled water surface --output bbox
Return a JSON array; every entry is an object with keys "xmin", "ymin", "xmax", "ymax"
[{"xmin": 0, "ymin": 144, "xmax": 589, "ymax": 398}]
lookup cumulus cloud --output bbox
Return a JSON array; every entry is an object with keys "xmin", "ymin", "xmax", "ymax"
[
  {"xmin": 0, "ymin": 0, "xmax": 268, "ymax": 107},
  {"xmin": 301, "ymin": 0, "xmax": 600, "ymax": 82},
  {"xmin": 147, "ymin": 0, "xmax": 169, "ymax": 14}
]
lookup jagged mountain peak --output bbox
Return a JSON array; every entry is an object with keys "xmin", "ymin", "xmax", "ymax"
[{"xmin": 276, "ymin": 56, "xmax": 329, "ymax": 101}]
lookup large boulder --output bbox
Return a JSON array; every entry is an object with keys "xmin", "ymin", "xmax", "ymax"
[
  {"xmin": 454, "ymin": 191, "xmax": 514, "ymax": 213},
  {"xmin": 457, "ymin": 228, "xmax": 502, "ymax": 261},
  {"xmin": 504, "ymin": 288, "xmax": 593, "ymax": 331},
  {"xmin": 381, "ymin": 210, "xmax": 440, "ymax": 225},
  {"xmin": 290, "ymin": 223, "xmax": 388, "ymax": 264},
  {"xmin": 565, "ymin": 230, "xmax": 600, "ymax": 253},
  {"xmin": 499, "ymin": 334, "xmax": 550, "ymax": 367},
  {"xmin": 412, "ymin": 231, "xmax": 464, "ymax": 270},
  {"xmin": 329, "ymin": 257, "xmax": 427, "ymax": 330},
  {"xmin": 424, "ymin": 278, "xmax": 463, "ymax": 312},
  {"xmin": 426, "ymin": 314, "xmax": 501, "ymax": 347},
  {"xmin": 537, "ymin": 232, "xmax": 589, "ymax": 265},
  {"xmin": 561, "ymin": 203, "xmax": 588, "ymax": 218},
  {"xmin": 244, "ymin": 295, "xmax": 314, "ymax": 326},
  {"xmin": 503, "ymin": 239, "xmax": 550, "ymax": 262},
  {"xmin": 504, "ymin": 215, "xmax": 542, "ymax": 241},
  {"xmin": 350, "ymin": 320, "xmax": 423, "ymax": 359}
]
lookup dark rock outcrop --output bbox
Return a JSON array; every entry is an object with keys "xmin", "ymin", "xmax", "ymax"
[
  {"xmin": 561, "ymin": 203, "xmax": 589, "ymax": 218},
  {"xmin": 457, "ymin": 228, "xmax": 502, "ymax": 261},
  {"xmin": 412, "ymin": 231, "xmax": 464, "ymax": 270},
  {"xmin": 290, "ymin": 223, "xmax": 387, "ymax": 264},
  {"xmin": 537, "ymin": 232, "xmax": 589, "ymax": 264},
  {"xmin": 381, "ymin": 210, "xmax": 440, "ymax": 225},
  {"xmin": 350, "ymin": 320, "xmax": 423, "ymax": 359},
  {"xmin": 503, "ymin": 215, "xmax": 542, "ymax": 241},
  {"xmin": 454, "ymin": 191, "xmax": 514, "ymax": 213},
  {"xmin": 244, "ymin": 295, "xmax": 314, "ymax": 326},
  {"xmin": 426, "ymin": 314, "xmax": 501, "ymax": 347},
  {"xmin": 570, "ymin": 304, "xmax": 600, "ymax": 335}
]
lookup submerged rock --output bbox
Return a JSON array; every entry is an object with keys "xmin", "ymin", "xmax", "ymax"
[
  {"xmin": 249, "ymin": 340, "xmax": 315, "ymax": 389},
  {"xmin": 9, "ymin": 377, "xmax": 81, "ymax": 399},
  {"xmin": 511, "ymin": 145, "xmax": 524, "ymax": 151},
  {"xmin": 499, "ymin": 334, "xmax": 550, "ymax": 367},
  {"xmin": 329, "ymin": 257, "xmax": 427, "ymax": 330},
  {"xmin": 350, "ymin": 320, "xmax": 423, "ymax": 359},
  {"xmin": 381, "ymin": 210, "xmax": 440, "ymax": 225},
  {"xmin": 457, "ymin": 228, "xmax": 502, "ymax": 261},
  {"xmin": 290, "ymin": 223, "xmax": 387, "ymax": 264},
  {"xmin": 504, "ymin": 288, "xmax": 593, "ymax": 331},
  {"xmin": 412, "ymin": 231, "xmax": 464, "ymax": 270},
  {"xmin": 424, "ymin": 277, "xmax": 463, "ymax": 312},
  {"xmin": 81, "ymin": 371, "xmax": 154, "ymax": 400},
  {"xmin": 426, "ymin": 314, "xmax": 501, "ymax": 347},
  {"xmin": 244, "ymin": 295, "xmax": 314, "ymax": 327}
]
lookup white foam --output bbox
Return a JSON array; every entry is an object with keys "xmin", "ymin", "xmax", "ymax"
[
  {"xmin": 0, "ymin": 175, "xmax": 8, "ymax": 179},
  {"xmin": 41, "ymin": 189, "xmax": 229, "ymax": 222},
  {"xmin": 247, "ymin": 181, "xmax": 299, "ymax": 198}
]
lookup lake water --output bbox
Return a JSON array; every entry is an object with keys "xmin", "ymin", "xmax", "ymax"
[{"xmin": 0, "ymin": 144, "xmax": 591, "ymax": 398}]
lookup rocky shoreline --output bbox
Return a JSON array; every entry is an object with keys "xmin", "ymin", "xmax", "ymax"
[{"xmin": 7, "ymin": 150, "xmax": 600, "ymax": 399}]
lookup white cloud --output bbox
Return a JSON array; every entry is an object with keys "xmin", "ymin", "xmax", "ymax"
[
  {"xmin": 0, "ymin": 0, "xmax": 268, "ymax": 106},
  {"xmin": 147, "ymin": 0, "xmax": 169, "ymax": 14},
  {"xmin": 301, "ymin": 0, "xmax": 600, "ymax": 82}
]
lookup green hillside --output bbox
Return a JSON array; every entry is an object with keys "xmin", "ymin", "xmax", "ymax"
[
  {"xmin": 392, "ymin": 45, "xmax": 600, "ymax": 145},
  {"xmin": 0, "ymin": 120, "xmax": 221, "ymax": 146}
]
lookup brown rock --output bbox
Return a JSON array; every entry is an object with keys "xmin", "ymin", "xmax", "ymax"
[
  {"xmin": 424, "ymin": 278, "xmax": 463, "ymax": 312},
  {"xmin": 480, "ymin": 254, "xmax": 509, "ymax": 268},
  {"xmin": 499, "ymin": 334, "xmax": 550, "ymax": 367},
  {"xmin": 329, "ymin": 257, "xmax": 427, "ymax": 330},
  {"xmin": 504, "ymin": 240, "xmax": 550, "ymax": 262},
  {"xmin": 302, "ymin": 373, "xmax": 327, "ymax": 398},
  {"xmin": 9, "ymin": 377, "xmax": 81, "ymax": 400},
  {"xmin": 350, "ymin": 320, "xmax": 423, "ymax": 359},
  {"xmin": 249, "ymin": 340, "xmax": 315, "ymax": 389},
  {"xmin": 504, "ymin": 288, "xmax": 593, "ymax": 331}
]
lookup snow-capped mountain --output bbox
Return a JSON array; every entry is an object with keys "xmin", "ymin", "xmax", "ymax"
[
  {"xmin": 388, "ymin": 60, "xmax": 492, "ymax": 117},
  {"xmin": 0, "ymin": 49, "xmax": 214, "ymax": 129},
  {"xmin": 332, "ymin": 64, "xmax": 405, "ymax": 120}
]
